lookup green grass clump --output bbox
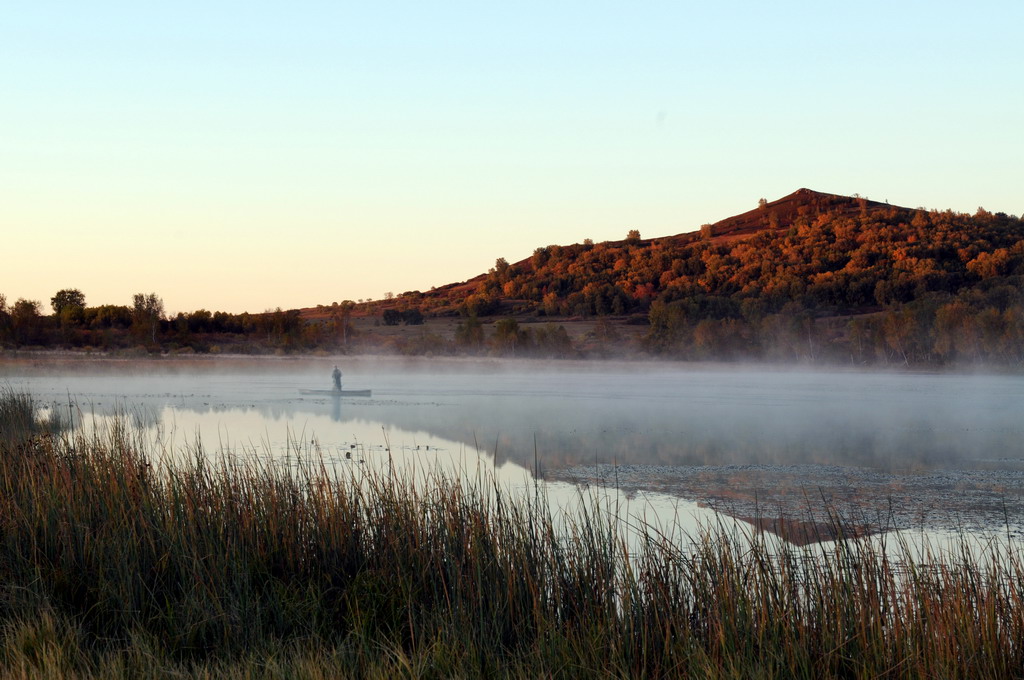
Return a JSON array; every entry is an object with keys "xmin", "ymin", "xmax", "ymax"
[{"xmin": 0, "ymin": 391, "xmax": 1022, "ymax": 678}]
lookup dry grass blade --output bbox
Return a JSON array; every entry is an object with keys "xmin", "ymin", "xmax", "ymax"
[{"xmin": 0, "ymin": 391, "xmax": 1022, "ymax": 678}]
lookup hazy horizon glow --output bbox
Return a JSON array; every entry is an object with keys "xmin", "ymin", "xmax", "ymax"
[{"xmin": 3, "ymin": 1, "xmax": 1022, "ymax": 314}]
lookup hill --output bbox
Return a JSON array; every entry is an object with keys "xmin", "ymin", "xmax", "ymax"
[
  {"xmin": 318, "ymin": 188, "xmax": 949, "ymax": 320},
  {"xmin": 4, "ymin": 188, "xmax": 1022, "ymax": 365},
  {"xmin": 297, "ymin": 188, "xmax": 1023, "ymax": 364}
]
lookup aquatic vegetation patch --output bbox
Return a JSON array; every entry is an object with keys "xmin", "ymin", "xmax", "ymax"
[{"xmin": 0, "ymin": 391, "xmax": 1022, "ymax": 677}]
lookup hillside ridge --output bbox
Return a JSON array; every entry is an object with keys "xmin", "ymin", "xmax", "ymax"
[
  {"xmin": 307, "ymin": 187, "xmax": 918, "ymax": 318},
  {"xmin": 5, "ymin": 188, "xmax": 1024, "ymax": 365}
]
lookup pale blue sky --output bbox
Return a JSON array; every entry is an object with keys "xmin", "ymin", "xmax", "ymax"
[{"xmin": 3, "ymin": 1, "xmax": 1021, "ymax": 314}]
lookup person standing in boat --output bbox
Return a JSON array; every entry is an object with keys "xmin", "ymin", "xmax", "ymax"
[{"xmin": 332, "ymin": 365, "xmax": 342, "ymax": 392}]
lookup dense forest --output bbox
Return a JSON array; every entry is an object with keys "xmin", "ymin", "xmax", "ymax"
[{"xmin": 3, "ymin": 189, "xmax": 1023, "ymax": 365}]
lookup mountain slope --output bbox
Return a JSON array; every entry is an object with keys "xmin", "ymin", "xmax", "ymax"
[
  {"xmin": 339, "ymin": 188, "xmax": 1021, "ymax": 321},
  {"xmin": 297, "ymin": 188, "xmax": 1024, "ymax": 362}
]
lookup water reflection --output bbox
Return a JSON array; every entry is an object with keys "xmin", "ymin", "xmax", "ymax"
[
  {"xmin": 6, "ymin": 357, "xmax": 1024, "ymax": 541},
  {"xmin": 287, "ymin": 366, "xmax": 1024, "ymax": 476}
]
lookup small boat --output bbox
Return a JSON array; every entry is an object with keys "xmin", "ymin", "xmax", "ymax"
[{"xmin": 299, "ymin": 388, "xmax": 372, "ymax": 397}]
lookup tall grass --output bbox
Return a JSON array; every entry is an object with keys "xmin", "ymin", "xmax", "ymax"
[
  {"xmin": 0, "ymin": 387, "xmax": 60, "ymax": 446},
  {"xmin": 0, "ymin": 391, "xmax": 1022, "ymax": 678}
]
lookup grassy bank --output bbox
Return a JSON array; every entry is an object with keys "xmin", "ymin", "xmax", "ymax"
[{"xmin": 0, "ymin": 392, "xmax": 1022, "ymax": 678}]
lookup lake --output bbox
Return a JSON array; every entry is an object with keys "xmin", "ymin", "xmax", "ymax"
[{"xmin": 4, "ymin": 355, "xmax": 1024, "ymax": 544}]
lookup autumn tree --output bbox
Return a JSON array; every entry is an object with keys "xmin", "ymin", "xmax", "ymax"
[
  {"xmin": 50, "ymin": 289, "xmax": 85, "ymax": 316},
  {"xmin": 454, "ymin": 315, "xmax": 484, "ymax": 350},
  {"xmin": 332, "ymin": 301, "xmax": 355, "ymax": 346},
  {"xmin": 531, "ymin": 247, "xmax": 549, "ymax": 269},
  {"xmin": 0, "ymin": 294, "xmax": 10, "ymax": 343},
  {"xmin": 51, "ymin": 288, "xmax": 86, "ymax": 343},
  {"xmin": 491, "ymin": 257, "xmax": 511, "ymax": 283},
  {"xmin": 533, "ymin": 324, "xmax": 573, "ymax": 357},
  {"xmin": 492, "ymin": 318, "xmax": 526, "ymax": 355},
  {"xmin": 881, "ymin": 308, "xmax": 912, "ymax": 364},
  {"xmin": 461, "ymin": 293, "xmax": 499, "ymax": 317},
  {"xmin": 132, "ymin": 293, "xmax": 164, "ymax": 343},
  {"xmin": 85, "ymin": 305, "xmax": 133, "ymax": 330},
  {"xmin": 11, "ymin": 299, "xmax": 42, "ymax": 345},
  {"xmin": 932, "ymin": 301, "xmax": 976, "ymax": 362}
]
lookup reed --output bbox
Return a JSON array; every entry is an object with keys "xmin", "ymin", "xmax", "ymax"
[
  {"xmin": 0, "ymin": 388, "xmax": 47, "ymax": 446},
  {"xmin": 0, "ymin": 391, "xmax": 1022, "ymax": 678}
]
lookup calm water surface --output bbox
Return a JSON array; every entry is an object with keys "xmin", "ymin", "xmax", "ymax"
[{"xmin": 5, "ymin": 356, "xmax": 1024, "ymax": 543}]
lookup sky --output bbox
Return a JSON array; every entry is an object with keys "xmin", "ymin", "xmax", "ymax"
[{"xmin": 3, "ymin": 1, "xmax": 1022, "ymax": 315}]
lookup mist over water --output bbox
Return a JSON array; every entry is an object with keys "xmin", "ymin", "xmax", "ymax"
[{"xmin": 5, "ymin": 356, "xmax": 1024, "ymax": 538}]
